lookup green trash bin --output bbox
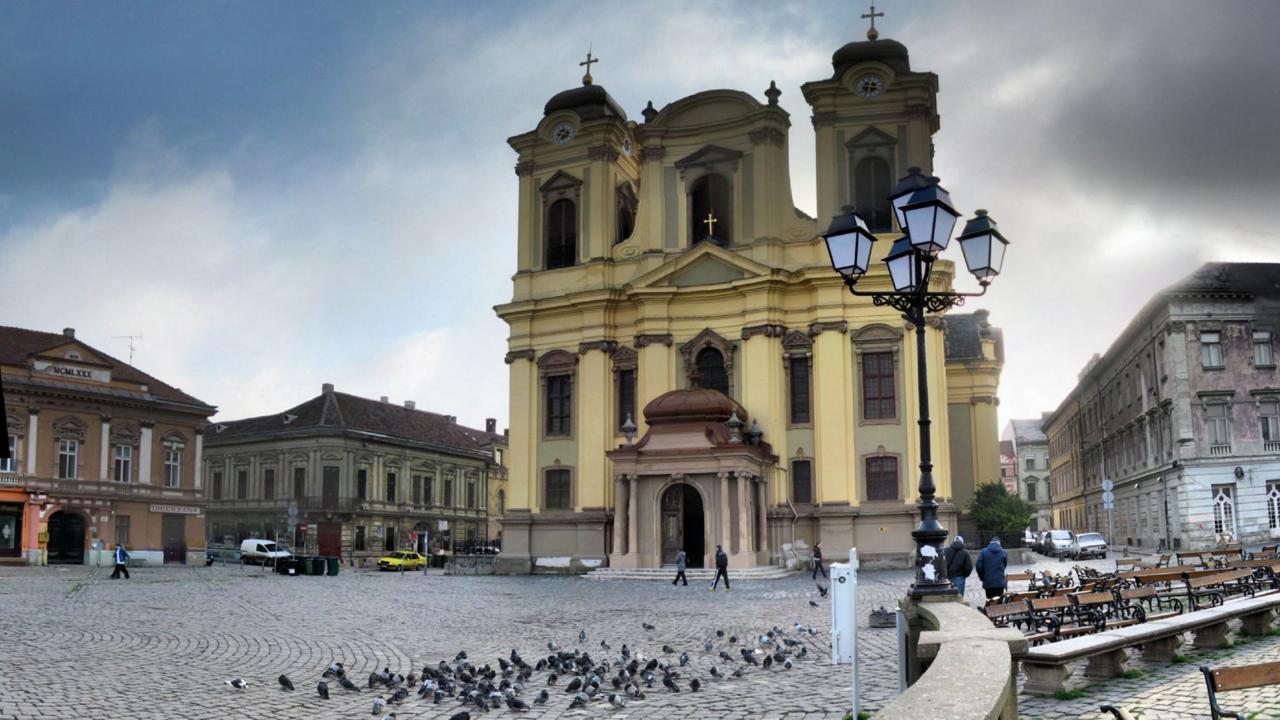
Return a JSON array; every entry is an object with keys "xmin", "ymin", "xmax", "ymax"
[
  {"xmin": 302, "ymin": 557, "xmax": 314, "ymax": 575},
  {"xmin": 326, "ymin": 556, "xmax": 340, "ymax": 576}
]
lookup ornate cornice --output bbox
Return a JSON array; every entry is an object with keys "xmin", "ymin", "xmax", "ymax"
[
  {"xmin": 514, "ymin": 160, "xmax": 534, "ymax": 177},
  {"xmin": 811, "ymin": 111, "xmax": 838, "ymax": 128},
  {"xmin": 578, "ymin": 340, "xmax": 618, "ymax": 355},
  {"xmin": 748, "ymin": 127, "xmax": 785, "ymax": 147},
  {"xmin": 1165, "ymin": 321, "xmax": 1186, "ymax": 335},
  {"xmin": 635, "ymin": 333, "xmax": 673, "ymax": 348},
  {"xmin": 587, "ymin": 145, "xmax": 620, "ymax": 162},
  {"xmin": 808, "ymin": 320, "xmax": 849, "ymax": 336},
  {"xmin": 639, "ymin": 146, "xmax": 666, "ymax": 163},
  {"xmin": 504, "ymin": 349, "xmax": 536, "ymax": 364},
  {"xmin": 741, "ymin": 323, "xmax": 787, "ymax": 340}
]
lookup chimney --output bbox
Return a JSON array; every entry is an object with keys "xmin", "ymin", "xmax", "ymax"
[
  {"xmin": 404, "ymin": 400, "xmax": 416, "ymax": 410},
  {"xmin": 486, "ymin": 418, "xmax": 496, "ymax": 433},
  {"xmin": 380, "ymin": 396, "xmax": 389, "ymax": 403},
  {"xmin": 322, "ymin": 383, "xmax": 334, "ymax": 394},
  {"xmin": 63, "ymin": 327, "xmax": 75, "ymax": 338},
  {"xmin": 446, "ymin": 415, "xmax": 457, "ymax": 423}
]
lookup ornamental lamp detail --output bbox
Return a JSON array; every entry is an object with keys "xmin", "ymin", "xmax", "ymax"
[
  {"xmin": 955, "ymin": 209, "xmax": 1009, "ymax": 283},
  {"xmin": 822, "ymin": 206, "xmax": 877, "ymax": 282}
]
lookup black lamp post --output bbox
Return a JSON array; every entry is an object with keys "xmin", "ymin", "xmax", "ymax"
[{"xmin": 822, "ymin": 170, "xmax": 1009, "ymax": 598}]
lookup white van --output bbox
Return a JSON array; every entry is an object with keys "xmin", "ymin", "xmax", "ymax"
[{"xmin": 239, "ymin": 538, "xmax": 292, "ymax": 565}]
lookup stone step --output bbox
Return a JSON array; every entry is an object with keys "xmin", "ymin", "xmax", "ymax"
[{"xmin": 585, "ymin": 566, "xmax": 793, "ymax": 581}]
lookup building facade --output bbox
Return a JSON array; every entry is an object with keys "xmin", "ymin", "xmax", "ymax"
[
  {"xmin": 1045, "ymin": 264, "xmax": 1280, "ymax": 550},
  {"xmin": 1003, "ymin": 417, "xmax": 1052, "ymax": 531},
  {"xmin": 495, "ymin": 27, "xmax": 1003, "ymax": 573},
  {"xmin": 203, "ymin": 384, "xmax": 506, "ymax": 564},
  {"xmin": 2, "ymin": 326, "xmax": 215, "ymax": 566},
  {"xmin": 999, "ymin": 440, "xmax": 1017, "ymax": 496}
]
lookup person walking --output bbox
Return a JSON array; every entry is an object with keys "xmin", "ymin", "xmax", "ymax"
[
  {"xmin": 672, "ymin": 548, "xmax": 688, "ymax": 586},
  {"xmin": 975, "ymin": 536, "xmax": 1008, "ymax": 600},
  {"xmin": 943, "ymin": 535, "xmax": 973, "ymax": 596},
  {"xmin": 811, "ymin": 542, "xmax": 828, "ymax": 580},
  {"xmin": 110, "ymin": 543, "xmax": 131, "ymax": 580},
  {"xmin": 710, "ymin": 545, "xmax": 730, "ymax": 591}
]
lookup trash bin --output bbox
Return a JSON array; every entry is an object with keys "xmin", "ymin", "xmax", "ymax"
[
  {"xmin": 302, "ymin": 557, "xmax": 313, "ymax": 575},
  {"xmin": 311, "ymin": 557, "xmax": 326, "ymax": 576},
  {"xmin": 326, "ymin": 556, "xmax": 340, "ymax": 576}
]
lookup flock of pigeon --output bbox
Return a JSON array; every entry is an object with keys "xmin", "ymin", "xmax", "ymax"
[{"xmin": 222, "ymin": 583, "xmax": 832, "ymax": 717}]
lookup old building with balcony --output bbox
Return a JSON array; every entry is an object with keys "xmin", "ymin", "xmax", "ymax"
[
  {"xmin": 1045, "ymin": 263, "xmax": 1280, "ymax": 550},
  {"xmin": 202, "ymin": 384, "xmax": 506, "ymax": 564},
  {"xmin": 1003, "ymin": 417, "xmax": 1052, "ymax": 531},
  {"xmin": 1, "ymin": 326, "xmax": 215, "ymax": 565}
]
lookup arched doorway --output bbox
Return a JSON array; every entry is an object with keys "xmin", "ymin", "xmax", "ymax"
[
  {"xmin": 47, "ymin": 510, "xmax": 86, "ymax": 565},
  {"xmin": 660, "ymin": 484, "xmax": 705, "ymax": 567}
]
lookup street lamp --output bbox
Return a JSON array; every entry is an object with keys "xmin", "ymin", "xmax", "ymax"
[{"xmin": 822, "ymin": 172, "xmax": 1010, "ymax": 598}]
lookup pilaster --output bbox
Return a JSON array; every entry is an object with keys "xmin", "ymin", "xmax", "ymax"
[
  {"xmin": 812, "ymin": 324, "xmax": 854, "ymax": 504},
  {"xmin": 506, "ymin": 353, "xmax": 536, "ymax": 511},
  {"xmin": 98, "ymin": 416, "xmax": 111, "ymax": 482},
  {"xmin": 576, "ymin": 344, "xmax": 610, "ymax": 510},
  {"xmin": 25, "ymin": 408, "xmax": 38, "ymax": 476}
]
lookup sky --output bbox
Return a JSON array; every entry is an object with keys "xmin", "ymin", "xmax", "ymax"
[{"xmin": 3, "ymin": 0, "xmax": 1279, "ymax": 433}]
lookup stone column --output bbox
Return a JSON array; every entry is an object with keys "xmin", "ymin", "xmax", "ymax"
[
  {"xmin": 627, "ymin": 475, "xmax": 638, "ymax": 558},
  {"xmin": 736, "ymin": 472, "xmax": 753, "ymax": 562},
  {"xmin": 138, "ymin": 422, "xmax": 154, "ymax": 485},
  {"xmin": 98, "ymin": 416, "xmax": 111, "ymax": 482},
  {"xmin": 611, "ymin": 475, "xmax": 626, "ymax": 554},
  {"xmin": 717, "ymin": 472, "xmax": 731, "ymax": 554},
  {"xmin": 25, "ymin": 408, "xmax": 38, "ymax": 476}
]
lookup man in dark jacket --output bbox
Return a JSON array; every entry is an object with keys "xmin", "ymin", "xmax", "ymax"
[
  {"xmin": 975, "ymin": 537, "xmax": 1008, "ymax": 600},
  {"xmin": 811, "ymin": 542, "xmax": 828, "ymax": 580},
  {"xmin": 943, "ymin": 535, "xmax": 973, "ymax": 595},
  {"xmin": 672, "ymin": 548, "xmax": 688, "ymax": 586},
  {"xmin": 710, "ymin": 545, "xmax": 730, "ymax": 591},
  {"xmin": 110, "ymin": 543, "xmax": 130, "ymax": 580}
]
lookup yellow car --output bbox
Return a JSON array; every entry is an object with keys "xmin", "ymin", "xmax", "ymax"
[{"xmin": 377, "ymin": 551, "xmax": 426, "ymax": 571}]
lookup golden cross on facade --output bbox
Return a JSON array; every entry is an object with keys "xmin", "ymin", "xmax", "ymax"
[
  {"xmin": 704, "ymin": 210, "xmax": 718, "ymax": 237},
  {"xmin": 580, "ymin": 46, "xmax": 599, "ymax": 85},
  {"xmin": 861, "ymin": 3, "xmax": 884, "ymax": 40}
]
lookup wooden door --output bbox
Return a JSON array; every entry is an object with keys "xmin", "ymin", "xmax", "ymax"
[
  {"xmin": 161, "ymin": 514, "xmax": 186, "ymax": 563},
  {"xmin": 661, "ymin": 486, "xmax": 683, "ymax": 565},
  {"xmin": 47, "ymin": 511, "xmax": 85, "ymax": 564},
  {"xmin": 318, "ymin": 522, "xmax": 342, "ymax": 557}
]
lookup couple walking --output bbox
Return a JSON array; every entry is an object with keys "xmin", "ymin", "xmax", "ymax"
[{"xmin": 671, "ymin": 544, "xmax": 731, "ymax": 591}]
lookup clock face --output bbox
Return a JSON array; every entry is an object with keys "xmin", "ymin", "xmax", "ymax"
[
  {"xmin": 551, "ymin": 122, "xmax": 576, "ymax": 145},
  {"xmin": 622, "ymin": 137, "xmax": 633, "ymax": 156},
  {"xmin": 855, "ymin": 74, "xmax": 885, "ymax": 98}
]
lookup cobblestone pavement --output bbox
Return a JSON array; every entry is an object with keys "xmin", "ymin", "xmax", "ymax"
[{"xmin": 4, "ymin": 553, "xmax": 1280, "ymax": 719}]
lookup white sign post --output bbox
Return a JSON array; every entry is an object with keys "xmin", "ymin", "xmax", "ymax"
[{"xmin": 830, "ymin": 548, "xmax": 860, "ymax": 718}]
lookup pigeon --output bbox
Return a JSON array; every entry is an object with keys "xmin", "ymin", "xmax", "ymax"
[
  {"xmin": 533, "ymin": 689, "xmax": 549, "ymax": 705},
  {"xmin": 506, "ymin": 696, "xmax": 529, "ymax": 711},
  {"xmin": 763, "ymin": 655, "xmax": 774, "ymax": 670},
  {"xmin": 317, "ymin": 681, "xmax": 330, "ymax": 699},
  {"xmin": 278, "ymin": 674, "xmax": 294, "ymax": 691},
  {"xmin": 703, "ymin": 640, "xmax": 714, "ymax": 653},
  {"xmin": 569, "ymin": 692, "xmax": 590, "ymax": 709},
  {"xmin": 389, "ymin": 688, "xmax": 409, "ymax": 704},
  {"xmin": 709, "ymin": 666, "xmax": 722, "ymax": 679},
  {"xmin": 662, "ymin": 674, "xmax": 679, "ymax": 692},
  {"xmin": 783, "ymin": 659, "xmax": 794, "ymax": 670},
  {"xmin": 719, "ymin": 650, "xmax": 734, "ymax": 663},
  {"xmin": 817, "ymin": 583, "xmax": 829, "ymax": 598},
  {"xmin": 447, "ymin": 712, "xmax": 471, "ymax": 720},
  {"xmin": 323, "ymin": 662, "xmax": 345, "ymax": 678},
  {"xmin": 608, "ymin": 692, "xmax": 626, "ymax": 708},
  {"xmin": 600, "ymin": 639, "xmax": 611, "ymax": 650},
  {"xmin": 679, "ymin": 652, "xmax": 689, "ymax": 667},
  {"xmin": 662, "ymin": 644, "xmax": 675, "ymax": 654},
  {"xmin": 716, "ymin": 629, "xmax": 725, "ymax": 637},
  {"xmin": 797, "ymin": 646, "xmax": 809, "ymax": 659},
  {"xmin": 546, "ymin": 673, "xmax": 558, "ymax": 686},
  {"xmin": 809, "ymin": 600, "xmax": 820, "ymax": 608},
  {"xmin": 564, "ymin": 677, "xmax": 583, "ymax": 693},
  {"xmin": 690, "ymin": 678, "xmax": 701, "ymax": 692},
  {"xmin": 340, "ymin": 676, "xmax": 360, "ymax": 692},
  {"xmin": 368, "ymin": 673, "xmax": 380, "ymax": 689},
  {"xmin": 728, "ymin": 635, "xmax": 738, "ymax": 645},
  {"xmin": 547, "ymin": 640, "xmax": 559, "ymax": 652},
  {"xmin": 741, "ymin": 648, "xmax": 758, "ymax": 665},
  {"xmin": 372, "ymin": 697, "xmax": 386, "ymax": 715},
  {"xmin": 579, "ymin": 629, "xmax": 587, "ymax": 643},
  {"xmin": 225, "ymin": 678, "xmax": 248, "ymax": 690},
  {"xmin": 377, "ymin": 715, "xmax": 396, "ymax": 720},
  {"xmin": 642, "ymin": 622, "xmax": 656, "ymax": 631},
  {"xmin": 731, "ymin": 667, "xmax": 744, "ymax": 678}
]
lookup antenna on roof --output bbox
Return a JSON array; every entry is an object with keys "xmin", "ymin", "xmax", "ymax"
[{"xmin": 112, "ymin": 335, "xmax": 143, "ymax": 365}]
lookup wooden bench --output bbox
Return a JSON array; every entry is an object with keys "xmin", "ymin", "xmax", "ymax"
[
  {"xmin": 983, "ymin": 600, "xmax": 1057, "ymax": 645},
  {"xmin": 1029, "ymin": 596, "xmax": 1103, "ymax": 641},
  {"xmin": 1118, "ymin": 586, "xmax": 1182, "ymax": 622},
  {"xmin": 1257, "ymin": 544, "xmax": 1279, "ymax": 559},
  {"xmin": 1183, "ymin": 569, "xmax": 1259, "ymax": 610},
  {"xmin": 1072, "ymin": 590, "xmax": 1143, "ymax": 629},
  {"xmin": 1201, "ymin": 659, "xmax": 1280, "ymax": 719},
  {"xmin": 1020, "ymin": 593, "xmax": 1280, "ymax": 695}
]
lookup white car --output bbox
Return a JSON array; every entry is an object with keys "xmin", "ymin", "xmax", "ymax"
[
  {"xmin": 1069, "ymin": 532, "xmax": 1108, "ymax": 560},
  {"xmin": 239, "ymin": 539, "xmax": 292, "ymax": 565},
  {"xmin": 1044, "ymin": 530, "xmax": 1075, "ymax": 558}
]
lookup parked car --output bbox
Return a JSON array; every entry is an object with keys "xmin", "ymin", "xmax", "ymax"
[
  {"xmin": 240, "ymin": 538, "xmax": 292, "ymax": 565},
  {"xmin": 1023, "ymin": 530, "xmax": 1036, "ymax": 547},
  {"xmin": 1033, "ymin": 531, "xmax": 1049, "ymax": 553},
  {"xmin": 1069, "ymin": 532, "xmax": 1108, "ymax": 560},
  {"xmin": 378, "ymin": 550, "xmax": 426, "ymax": 571},
  {"xmin": 1044, "ymin": 530, "xmax": 1075, "ymax": 558}
]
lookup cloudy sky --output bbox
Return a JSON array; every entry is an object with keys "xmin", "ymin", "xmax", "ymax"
[{"xmin": 3, "ymin": 1, "xmax": 1279, "ymax": 432}]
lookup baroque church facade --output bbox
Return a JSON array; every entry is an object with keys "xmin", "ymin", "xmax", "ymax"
[{"xmin": 495, "ymin": 29, "xmax": 1003, "ymax": 573}]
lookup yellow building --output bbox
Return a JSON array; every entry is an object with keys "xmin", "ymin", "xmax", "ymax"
[{"xmin": 494, "ymin": 30, "xmax": 1003, "ymax": 573}]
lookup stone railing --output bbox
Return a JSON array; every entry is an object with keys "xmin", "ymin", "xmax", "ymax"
[{"xmin": 879, "ymin": 599, "xmax": 1027, "ymax": 719}]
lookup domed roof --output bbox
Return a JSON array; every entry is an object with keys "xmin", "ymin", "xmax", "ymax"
[
  {"xmin": 831, "ymin": 38, "xmax": 910, "ymax": 77},
  {"xmin": 643, "ymin": 387, "xmax": 746, "ymax": 425},
  {"xmin": 544, "ymin": 82, "xmax": 628, "ymax": 122}
]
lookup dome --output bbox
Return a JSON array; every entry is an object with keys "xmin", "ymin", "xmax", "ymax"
[
  {"xmin": 831, "ymin": 38, "xmax": 910, "ymax": 77},
  {"xmin": 544, "ymin": 83, "xmax": 628, "ymax": 122},
  {"xmin": 643, "ymin": 387, "xmax": 746, "ymax": 425}
]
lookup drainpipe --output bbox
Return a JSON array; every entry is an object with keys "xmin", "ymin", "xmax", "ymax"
[
  {"xmin": 1164, "ymin": 461, "xmax": 1179, "ymax": 551},
  {"xmin": 786, "ymin": 498, "xmax": 799, "ymax": 567}
]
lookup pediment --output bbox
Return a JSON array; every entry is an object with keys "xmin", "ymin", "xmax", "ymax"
[
  {"xmin": 649, "ymin": 90, "xmax": 764, "ymax": 130},
  {"xmin": 31, "ymin": 341, "xmax": 113, "ymax": 369},
  {"xmin": 674, "ymin": 144, "xmax": 744, "ymax": 171},
  {"xmin": 539, "ymin": 170, "xmax": 582, "ymax": 193},
  {"xmin": 846, "ymin": 126, "xmax": 897, "ymax": 148},
  {"xmin": 628, "ymin": 243, "xmax": 776, "ymax": 290}
]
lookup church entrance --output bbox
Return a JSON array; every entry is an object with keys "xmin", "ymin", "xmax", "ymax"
[
  {"xmin": 47, "ymin": 511, "xmax": 85, "ymax": 565},
  {"xmin": 660, "ymin": 484, "xmax": 704, "ymax": 567}
]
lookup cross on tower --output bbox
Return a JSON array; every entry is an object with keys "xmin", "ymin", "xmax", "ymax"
[
  {"xmin": 580, "ymin": 46, "xmax": 599, "ymax": 85},
  {"xmin": 703, "ymin": 211, "xmax": 719, "ymax": 238},
  {"xmin": 861, "ymin": 3, "xmax": 884, "ymax": 40}
]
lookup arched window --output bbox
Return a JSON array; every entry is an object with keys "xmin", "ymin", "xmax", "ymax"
[
  {"xmin": 791, "ymin": 460, "xmax": 813, "ymax": 504},
  {"xmin": 689, "ymin": 174, "xmax": 731, "ymax": 246},
  {"xmin": 546, "ymin": 198, "xmax": 577, "ymax": 269},
  {"xmin": 616, "ymin": 185, "xmax": 637, "ymax": 245},
  {"xmin": 695, "ymin": 347, "xmax": 729, "ymax": 395},
  {"xmin": 854, "ymin": 156, "xmax": 892, "ymax": 232}
]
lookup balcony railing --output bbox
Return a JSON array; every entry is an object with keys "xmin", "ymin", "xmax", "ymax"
[
  {"xmin": 1209, "ymin": 444, "xmax": 1234, "ymax": 457},
  {"xmin": 1266, "ymin": 441, "xmax": 1280, "ymax": 454},
  {"xmin": 207, "ymin": 495, "xmax": 359, "ymax": 512},
  {"xmin": 0, "ymin": 472, "xmax": 20, "ymax": 486}
]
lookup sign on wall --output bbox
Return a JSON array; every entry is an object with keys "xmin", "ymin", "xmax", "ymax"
[{"xmin": 150, "ymin": 504, "xmax": 201, "ymax": 515}]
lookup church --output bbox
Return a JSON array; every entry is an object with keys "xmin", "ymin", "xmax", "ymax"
[{"xmin": 494, "ymin": 21, "xmax": 1003, "ymax": 573}]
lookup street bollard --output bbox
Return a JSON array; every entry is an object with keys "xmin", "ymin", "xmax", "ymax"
[{"xmin": 830, "ymin": 548, "xmax": 860, "ymax": 718}]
